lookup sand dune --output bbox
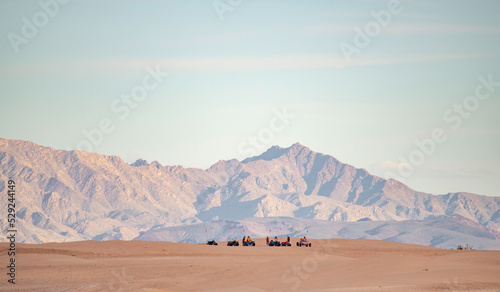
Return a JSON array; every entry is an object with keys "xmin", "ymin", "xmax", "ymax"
[{"xmin": 1, "ymin": 238, "xmax": 499, "ymax": 291}]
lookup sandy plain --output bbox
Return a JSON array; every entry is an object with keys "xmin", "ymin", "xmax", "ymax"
[{"xmin": 1, "ymin": 238, "xmax": 500, "ymax": 291}]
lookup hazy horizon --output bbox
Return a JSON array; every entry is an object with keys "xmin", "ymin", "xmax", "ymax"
[{"xmin": 1, "ymin": 0, "xmax": 499, "ymax": 196}]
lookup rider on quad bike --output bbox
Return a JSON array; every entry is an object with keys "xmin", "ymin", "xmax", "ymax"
[{"xmin": 297, "ymin": 237, "xmax": 312, "ymax": 247}]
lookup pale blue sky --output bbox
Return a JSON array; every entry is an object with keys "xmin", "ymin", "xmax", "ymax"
[{"xmin": 1, "ymin": 0, "xmax": 499, "ymax": 196}]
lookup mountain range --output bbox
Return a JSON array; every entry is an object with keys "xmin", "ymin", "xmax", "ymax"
[
  {"xmin": 0, "ymin": 138, "xmax": 499, "ymax": 248},
  {"xmin": 136, "ymin": 215, "xmax": 500, "ymax": 250}
]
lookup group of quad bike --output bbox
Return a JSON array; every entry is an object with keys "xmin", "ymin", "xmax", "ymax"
[
  {"xmin": 207, "ymin": 236, "xmax": 311, "ymax": 247},
  {"xmin": 269, "ymin": 236, "xmax": 312, "ymax": 247}
]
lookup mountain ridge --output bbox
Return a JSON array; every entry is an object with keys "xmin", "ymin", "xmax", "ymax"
[
  {"xmin": 0, "ymin": 137, "xmax": 499, "ymax": 244},
  {"xmin": 135, "ymin": 215, "xmax": 500, "ymax": 250}
]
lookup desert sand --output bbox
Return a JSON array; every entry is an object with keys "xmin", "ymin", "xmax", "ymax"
[{"xmin": 1, "ymin": 238, "xmax": 500, "ymax": 291}]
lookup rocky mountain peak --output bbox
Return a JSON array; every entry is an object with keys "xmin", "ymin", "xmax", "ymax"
[
  {"xmin": 209, "ymin": 159, "xmax": 241, "ymax": 172},
  {"xmin": 242, "ymin": 142, "xmax": 313, "ymax": 164},
  {"xmin": 131, "ymin": 159, "xmax": 148, "ymax": 167}
]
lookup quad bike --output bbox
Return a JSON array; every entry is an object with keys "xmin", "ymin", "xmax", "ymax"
[
  {"xmin": 268, "ymin": 240, "xmax": 280, "ymax": 246},
  {"xmin": 207, "ymin": 240, "xmax": 218, "ymax": 245},
  {"xmin": 243, "ymin": 240, "xmax": 256, "ymax": 246},
  {"xmin": 281, "ymin": 241, "xmax": 292, "ymax": 246},
  {"xmin": 227, "ymin": 240, "xmax": 239, "ymax": 246},
  {"xmin": 297, "ymin": 240, "xmax": 312, "ymax": 247}
]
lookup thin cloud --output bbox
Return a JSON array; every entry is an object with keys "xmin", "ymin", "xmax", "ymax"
[
  {"xmin": 385, "ymin": 24, "xmax": 500, "ymax": 35},
  {"xmin": 305, "ymin": 114, "xmax": 374, "ymax": 125},
  {"xmin": 2, "ymin": 52, "xmax": 500, "ymax": 76},
  {"xmin": 302, "ymin": 23, "xmax": 500, "ymax": 37}
]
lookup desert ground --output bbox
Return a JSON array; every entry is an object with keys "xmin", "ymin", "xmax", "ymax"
[{"xmin": 1, "ymin": 238, "xmax": 500, "ymax": 291}]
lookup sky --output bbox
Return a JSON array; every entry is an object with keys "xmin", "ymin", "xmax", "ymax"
[{"xmin": 0, "ymin": 0, "xmax": 499, "ymax": 196}]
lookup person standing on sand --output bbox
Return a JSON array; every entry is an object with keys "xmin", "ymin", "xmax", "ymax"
[
  {"xmin": 266, "ymin": 236, "xmax": 269, "ymax": 245},
  {"xmin": 242, "ymin": 236, "xmax": 246, "ymax": 245},
  {"xmin": 287, "ymin": 235, "xmax": 290, "ymax": 243}
]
